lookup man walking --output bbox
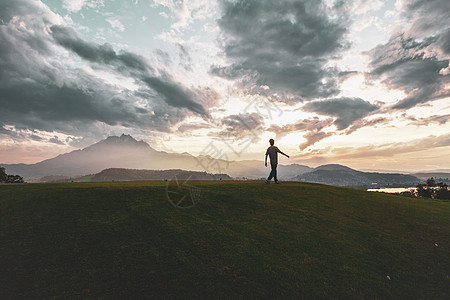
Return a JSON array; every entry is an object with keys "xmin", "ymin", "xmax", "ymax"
[{"xmin": 265, "ymin": 139, "xmax": 289, "ymax": 184}]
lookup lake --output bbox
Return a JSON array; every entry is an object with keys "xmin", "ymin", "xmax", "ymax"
[{"xmin": 367, "ymin": 187, "xmax": 416, "ymax": 193}]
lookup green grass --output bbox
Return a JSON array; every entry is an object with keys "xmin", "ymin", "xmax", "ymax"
[{"xmin": 0, "ymin": 181, "xmax": 449, "ymax": 298}]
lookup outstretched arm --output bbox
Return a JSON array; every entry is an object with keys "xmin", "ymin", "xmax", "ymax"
[{"xmin": 279, "ymin": 151, "xmax": 290, "ymax": 158}]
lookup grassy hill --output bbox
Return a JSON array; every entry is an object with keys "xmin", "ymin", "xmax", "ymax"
[{"xmin": 0, "ymin": 181, "xmax": 449, "ymax": 298}]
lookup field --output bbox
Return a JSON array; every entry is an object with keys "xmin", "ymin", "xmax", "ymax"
[{"xmin": 1, "ymin": 181, "xmax": 449, "ymax": 298}]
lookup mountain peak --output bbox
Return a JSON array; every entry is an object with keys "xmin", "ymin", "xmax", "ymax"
[
  {"xmin": 92, "ymin": 134, "xmax": 152, "ymax": 150},
  {"xmin": 314, "ymin": 164, "xmax": 355, "ymax": 172},
  {"xmin": 119, "ymin": 133, "xmax": 134, "ymax": 140},
  {"xmin": 105, "ymin": 133, "xmax": 135, "ymax": 142}
]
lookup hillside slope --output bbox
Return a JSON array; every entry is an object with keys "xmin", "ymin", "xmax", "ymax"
[{"xmin": 0, "ymin": 181, "xmax": 449, "ymax": 298}]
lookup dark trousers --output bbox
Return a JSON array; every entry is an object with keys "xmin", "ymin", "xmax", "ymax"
[{"xmin": 267, "ymin": 164, "xmax": 278, "ymax": 182}]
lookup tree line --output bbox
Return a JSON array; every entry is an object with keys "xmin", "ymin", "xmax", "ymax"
[{"xmin": 0, "ymin": 167, "xmax": 24, "ymax": 183}]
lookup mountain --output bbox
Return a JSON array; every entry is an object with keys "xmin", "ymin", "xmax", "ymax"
[
  {"xmin": 2, "ymin": 134, "xmax": 201, "ymax": 179},
  {"xmin": 294, "ymin": 164, "xmax": 420, "ymax": 188}
]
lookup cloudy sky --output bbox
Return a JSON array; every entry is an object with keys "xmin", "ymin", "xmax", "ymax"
[{"xmin": 0, "ymin": 0, "xmax": 449, "ymax": 172}]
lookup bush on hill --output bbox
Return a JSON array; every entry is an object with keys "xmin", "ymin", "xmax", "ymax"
[
  {"xmin": 0, "ymin": 167, "xmax": 24, "ymax": 183},
  {"xmin": 400, "ymin": 178, "xmax": 450, "ymax": 200}
]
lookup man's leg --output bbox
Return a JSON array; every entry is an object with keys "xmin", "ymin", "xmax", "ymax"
[
  {"xmin": 272, "ymin": 164, "xmax": 278, "ymax": 183},
  {"xmin": 267, "ymin": 170, "xmax": 273, "ymax": 181},
  {"xmin": 267, "ymin": 164, "xmax": 276, "ymax": 181}
]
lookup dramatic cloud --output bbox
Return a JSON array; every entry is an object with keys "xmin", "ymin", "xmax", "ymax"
[
  {"xmin": 51, "ymin": 25, "xmax": 209, "ymax": 115},
  {"xmin": 211, "ymin": 0, "xmax": 350, "ymax": 101},
  {"xmin": 299, "ymin": 130, "xmax": 334, "ymax": 151},
  {"xmin": 368, "ymin": 34, "xmax": 449, "ymax": 109},
  {"xmin": 303, "ymin": 98, "xmax": 379, "ymax": 130},
  {"xmin": 0, "ymin": 0, "xmax": 213, "ymax": 145},
  {"xmin": 367, "ymin": 0, "xmax": 450, "ymax": 110},
  {"xmin": 268, "ymin": 118, "xmax": 335, "ymax": 150},
  {"xmin": 345, "ymin": 117, "xmax": 389, "ymax": 135},
  {"xmin": 51, "ymin": 26, "xmax": 149, "ymax": 72},
  {"xmin": 296, "ymin": 132, "xmax": 450, "ymax": 161},
  {"xmin": 269, "ymin": 118, "xmax": 334, "ymax": 139},
  {"xmin": 292, "ymin": 132, "xmax": 450, "ymax": 170},
  {"xmin": 406, "ymin": 114, "xmax": 450, "ymax": 126},
  {"xmin": 398, "ymin": 0, "xmax": 450, "ymax": 36},
  {"xmin": 216, "ymin": 112, "xmax": 264, "ymax": 140},
  {"xmin": 268, "ymin": 98, "xmax": 382, "ymax": 150}
]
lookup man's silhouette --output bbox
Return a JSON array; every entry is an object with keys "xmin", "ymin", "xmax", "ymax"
[{"xmin": 265, "ymin": 138, "xmax": 289, "ymax": 184}]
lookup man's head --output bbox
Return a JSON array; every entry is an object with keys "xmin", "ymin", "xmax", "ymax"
[{"xmin": 269, "ymin": 138, "xmax": 274, "ymax": 146}]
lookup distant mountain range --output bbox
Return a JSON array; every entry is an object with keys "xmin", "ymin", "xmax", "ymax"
[
  {"xmin": 1, "ymin": 134, "xmax": 439, "ymax": 188},
  {"xmin": 293, "ymin": 164, "xmax": 420, "ymax": 188}
]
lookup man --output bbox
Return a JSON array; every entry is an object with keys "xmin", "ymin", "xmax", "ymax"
[{"xmin": 265, "ymin": 138, "xmax": 289, "ymax": 184}]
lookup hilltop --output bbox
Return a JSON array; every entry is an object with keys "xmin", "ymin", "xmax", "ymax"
[{"xmin": 0, "ymin": 181, "xmax": 448, "ymax": 298}]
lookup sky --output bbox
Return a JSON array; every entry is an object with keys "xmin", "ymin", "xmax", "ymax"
[{"xmin": 0, "ymin": 0, "xmax": 449, "ymax": 172}]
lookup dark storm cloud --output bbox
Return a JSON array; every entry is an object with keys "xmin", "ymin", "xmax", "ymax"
[
  {"xmin": 51, "ymin": 26, "xmax": 150, "ymax": 72},
  {"xmin": 0, "ymin": 0, "xmax": 42, "ymax": 24},
  {"xmin": 366, "ymin": 0, "xmax": 450, "ymax": 110},
  {"xmin": 51, "ymin": 25, "xmax": 209, "ymax": 116},
  {"xmin": 211, "ymin": 0, "xmax": 350, "ymax": 101},
  {"xmin": 303, "ymin": 98, "xmax": 379, "ymax": 130},
  {"xmin": 400, "ymin": 0, "xmax": 450, "ymax": 36},
  {"xmin": 368, "ymin": 34, "xmax": 449, "ymax": 110},
  {"xmin": 0, "ymin": 0, "xmax": 213, "ymax": 145},
  {"xmin": 2, "ymin": 81, "xmax": 137, "ymax": 124},
  {"xmin": 141, "ymin": 75, "xmax": 207, "ymax": 116},
  {"xmin": 0, "ymin": 76, "xmax": 170, "ymax": 138},
  {"xmin": 215, "ymin": 112, "xmax": 264, "ymax": 140}
]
